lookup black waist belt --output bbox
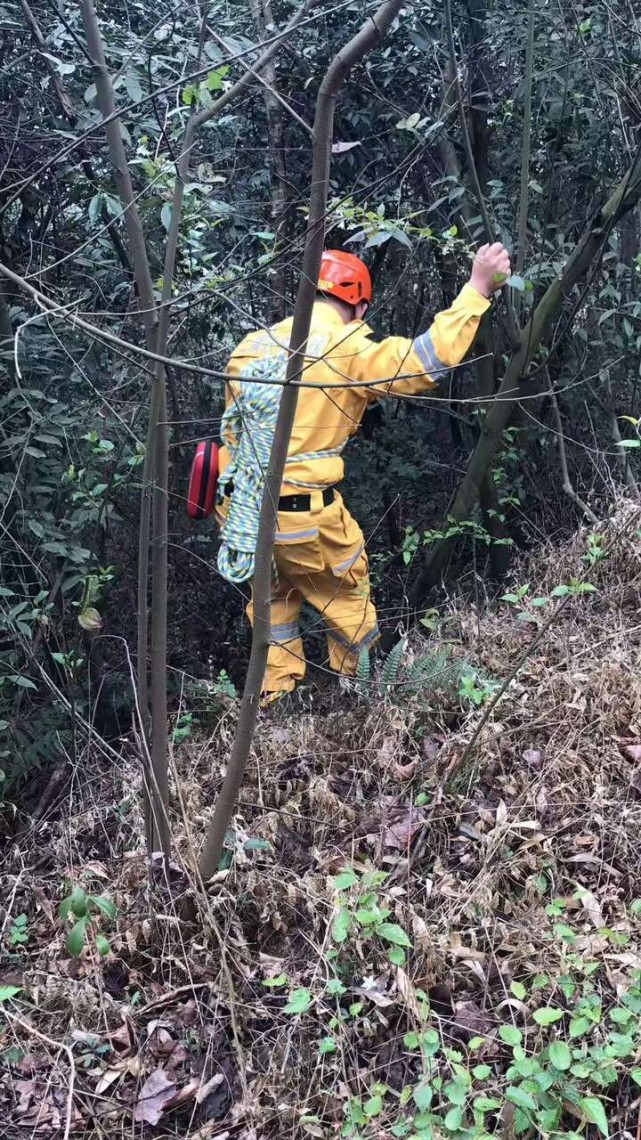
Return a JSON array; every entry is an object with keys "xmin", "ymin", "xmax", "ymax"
[{"xmin": 223, "ymin": 481, "xmax": 336, "ymax": 512}]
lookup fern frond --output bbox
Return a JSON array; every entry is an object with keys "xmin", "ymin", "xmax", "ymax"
[
  {"xmin": 382, "ymin": 637, "xmax": 406, "ymax": 687},
  {"xmin": 406, "ymin": 647, "xmax": 451, "ymax": 685},
  {"xmin": 356, "ymin": 646, "xmax": 371, "ymax": 684}
]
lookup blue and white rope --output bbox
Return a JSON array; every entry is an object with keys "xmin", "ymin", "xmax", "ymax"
[{"xmin": 217, "ymin": 348, "xmax": 343, "ymax": 584}]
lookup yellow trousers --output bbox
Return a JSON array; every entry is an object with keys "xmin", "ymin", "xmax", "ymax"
[{"xmin": 246, "ymin": 492, "xmax": 379, "ymax": 695}]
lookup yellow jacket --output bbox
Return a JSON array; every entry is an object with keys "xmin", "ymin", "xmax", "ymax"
[{"xmin": 220, "ymin": 282, "xmax": 490, "ymax": 491}]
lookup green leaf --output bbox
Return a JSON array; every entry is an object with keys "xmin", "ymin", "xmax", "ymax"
[
  {"xmin": 332, "ymin": 868, "xmax": 358, "ymax": 891},
  {"xmin": 630, "ymin": 1069, "xmax": 641, "ymax": 1087},
  {"xmin": 412, "ymin": 1083, "xmax": 433, "ymax": 1110},
  {"xmin": 388, "ymin": 946, "xmax": 406, "ymax": 966},
  {"xmin": 569, "ymin": 1016, "xmax": 592, "ymax": 1038},
  {"xmin": 551, "ymin": 584, "xmax": 570, "ymax": 597},
  {"xmin": 11, "ymin": 676, "xmax": 36, "ymax": 690},
  {"xmin": 510, "ymin": 981, "xmax": 526, "ymax": 1000},
  {"xmin": 537, "ymin": 1107, "xmax": 562, "ymax": 1131},
  {"xmin": 506, "ymin": 274, "xmax": 525, "ymax": 291},
  {"xmin": 67, "ymin": 917, "xmax": 89, "ymax": 957},
  {"xmin": 243, "ymin": 837, "xmax": 270, "ymax": 853},
  {"xmin": 0, "ymin": 985, "xmax": 22, "ymax": 1003},
  {"xmin": 549, "ymin": 1041, "xmax": 571, "ymax": 1070},
  {"xmin": 609, "ymin": 1006, "xmax": 632, "ymax": 1025},
  {"xmin": 319, "ymin": 1036, "xmax": 337, "ymax": 1055},
  {"xmin": 580, "ymin": 1096, "xmax": 609, "ymax": 1137},
  {"xmin": 332, "ymin": 906, "xmax": 351, "ymax": 944},
  {"xmin": 95, "ymin": 934, "xmax": 111, "ymax": 957},
  {"xmin": 263, "ymin": 973, "xmax": 288, "ymax": 988},
  {"xmin": 505, "ymin": 1086, "xmax": 537, "ymax": 1112},
  {"xmin": 283, "ymin": 988, "xmax": 313, "ymax": 1014},
  {"xmin": 59, "ymin": 898, "xmax": 73, "ymax": 920},
  {"xmin": 364, "ymin": 1095, "xmax": 383, "ymax": 1117},
  {"xmin": 89, "ymin": 895, "xmax": 117, "ymax": 921},
  {"xmin": 325, "ymin": 979, "xmax": 346, "ymax": 996},
  {"xmin": 206, "ymin": 67, "xmax": 227, "ymax": 91},
  {"xmin": 499, "ymin": 1025, "xmax": 522, "ymax": 1046},
  {"xmin": 617, "ymin": 438, "xmax": 641, "ymax": 448},
  {"xmin": 533, "ymin": 1007, "xmax": 564, "ymax": 1026},
  {"xmin": 403, "ymin": 1031, "xmax": 420, "ymax": 1049},
  {"xmin": 376, "ymin": 922, "xmax": 411, "ymax": 947},
  {"xmin": 444, "ymin": 1080, "xmax": 466, "ymax": 1106},
  {"xmin": 474, "ymin": 1096, "xmax": 502, "ymax": 1112},
  {"xmin": 444, "ymin": 1106, "xmax": 464, "ymax": 1130},
  {"xmin": 473, "ymin": 1064, "xmax": 492, "ymax": 1080},
  {"xmin": 160, "ymin": 203, "xmax": 172, "ymax": 232},
  {"xmin": 355, "ymin": 907, "xmax": 380, "ymax": 926},
  {"xmin": 70, "ymin": 887, "xmax": 88, "ymax": 918}
]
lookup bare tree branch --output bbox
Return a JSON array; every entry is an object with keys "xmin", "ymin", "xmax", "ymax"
[{"xmin": 547, "ymin": 371, "xmax": 599, "ymax": 525}]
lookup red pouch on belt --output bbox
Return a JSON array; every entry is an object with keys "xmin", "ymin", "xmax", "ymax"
[{"xmin": 187, "ymin": 440, "xmax": 219, "ymax": 520}]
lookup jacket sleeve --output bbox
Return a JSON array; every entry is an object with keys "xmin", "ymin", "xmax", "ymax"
[{"xmin": 349, "ymin": 283, "xmax": 491, "ymax": 398}]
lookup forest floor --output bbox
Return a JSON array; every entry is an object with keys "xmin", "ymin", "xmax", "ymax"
[{"xmin": 3, "ymin": 499, "xmax": 641, "ymax": 1139}]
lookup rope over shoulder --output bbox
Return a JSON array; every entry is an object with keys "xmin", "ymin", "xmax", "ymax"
[{"xmin": 217, "ymin": 340, "xmax": 344, "ymax": 584}]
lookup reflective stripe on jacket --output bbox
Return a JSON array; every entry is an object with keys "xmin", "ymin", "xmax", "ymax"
[{"xmin": 220, "ymin": 283, "xmax": 490, "ymax": 491}]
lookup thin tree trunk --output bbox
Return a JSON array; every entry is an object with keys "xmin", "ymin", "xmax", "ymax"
[
  {"xmin": 78, "ymin": 0, "xmax": 170, "ymax": 858},
  {"xmin": 476, "ymin": 314, "xmax": 510, "ymax": 577},
  {"xmin": 198, "ymin": 0, "xmax": 405, "ymax": 882},
  {"xmin": 439, "ymin": 8, "xmax": 509, "ymax": 575},
  {"xmin": 406, "ymin": 143, "xmax": 641, "ymax": 609},
  {"xmin": 464, "ymin": 0, "xmax": 510, "ymax": 575},
  {"xmin": 444, "ymin": 0, "xmax": 520, "ymax": 349},
  {"xmin": 0, "ymin": 286, "xmax": 12, "ymax": 344},
  {"xmin": 514, "ymin": 0, "xmax": 535, "ymax": 320},
  {"xmin": 466, "ymin": 0, "xmax": 489, "ymax": 193},
  {"xmin": 251, "ymin": 0, "xmax": 290, "ymax": 321},
  {"xmin": 547, "ymin": 372, "xmax": 599, "ymax": 525}
]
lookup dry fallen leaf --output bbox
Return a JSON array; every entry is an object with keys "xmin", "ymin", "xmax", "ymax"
[
  {"xmin": 15, "ymin": 1079, "xmax": 35, "ymax": 1114},
  {"xmin": 578, "ymin": 888, "xmax": 605, "ymax": 929},
  {"xmin": 393, "ymin": 759, "xmax": 417, "ymax": 780},
  {"xmin": 107, "ymin": 1019, "xmax": 136, "ymax": 1053},
  {"xmin": 622, "ymin": 742, "xmax": 641, "ymax": 762},
  {"xmin": 95, "ymin": 1067, "xmax": 124, "ymax": 1096},
  {"xmin": 422, "ymin": 736, "xmax": 441, "ymax": 762},
  {"xmin": 535, "ymin": 785, "xmax": 548, "ymax": 817},
  {"xmin": 133, "ymin": 1068, "xmax": 177, "ymax": 1125},
  {"xmin": 382, "ymin": 805, "xmax": 426, "ymax": 849},
  {"xmin": 523, "ymin": 749, "xmax": 542, "ymax": 769}
]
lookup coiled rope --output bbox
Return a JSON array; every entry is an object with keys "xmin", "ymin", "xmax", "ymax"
[{"xmin": 217, "ymin": 346, "xmax": 343, "ymax": 584}]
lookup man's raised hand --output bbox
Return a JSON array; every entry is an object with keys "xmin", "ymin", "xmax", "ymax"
[{"xmin": 470, "ymin": 242, "xmax": 512, "ymax": 298}]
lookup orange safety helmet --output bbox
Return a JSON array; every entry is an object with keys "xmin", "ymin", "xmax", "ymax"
[{"xmin": 317, "ymin": 249, "xmax": 372, "ymax": 307}]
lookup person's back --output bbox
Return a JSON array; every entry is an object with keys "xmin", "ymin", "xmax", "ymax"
[{"xmin": 216, "ymin": 244, "xmax": 511, "ymax": 701}]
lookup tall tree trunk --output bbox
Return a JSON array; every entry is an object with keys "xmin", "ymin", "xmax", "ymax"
[
  {"xmin": 464, "ymin": 0, "xmax": 510, "ymax": 575},
  {"xmin": 78, "ymin": 0, "xmax": 171, "ymax": 859},
  {"xmin": 406, "ymin": 143, "xmax": 641, "ymax": 611}
]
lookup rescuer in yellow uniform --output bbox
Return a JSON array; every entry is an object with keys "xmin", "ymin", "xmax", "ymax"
[{"xmin": 217, "ymin": 242, "xmax": 511, "ymax": 700}]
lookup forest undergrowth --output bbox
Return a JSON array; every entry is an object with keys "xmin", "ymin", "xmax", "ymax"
[{"xmin": 2, "ymin": 498, "xmax": 641, "ymax": 1140}]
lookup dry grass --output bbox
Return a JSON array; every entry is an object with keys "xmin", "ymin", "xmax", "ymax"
[{"xmin": 2, "ymin": 499, "xmax": 641, "ymax": 1138}]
